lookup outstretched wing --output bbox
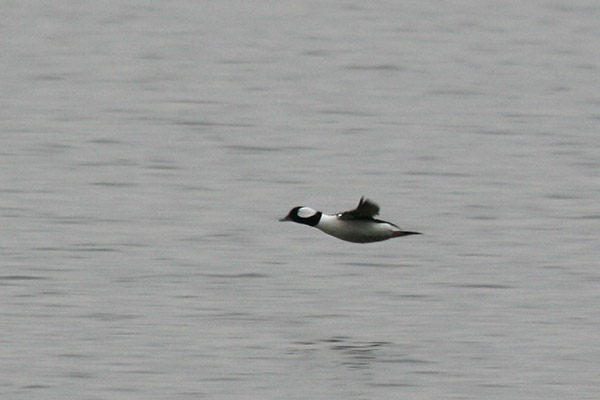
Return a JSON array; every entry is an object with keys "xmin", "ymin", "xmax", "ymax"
[{"xmin": 338, "ymin": 197, "xmax": 380, "ymax": 220}]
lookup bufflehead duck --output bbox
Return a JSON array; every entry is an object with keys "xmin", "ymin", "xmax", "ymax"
[{"xmin": 280, "ymin": 197, "xmax": 421, "ymax": 243}]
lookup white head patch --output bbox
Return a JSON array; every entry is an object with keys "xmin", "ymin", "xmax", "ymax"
[{"xmin": 297, "ymin": 207, "xmax": 317, "ymax": 219}]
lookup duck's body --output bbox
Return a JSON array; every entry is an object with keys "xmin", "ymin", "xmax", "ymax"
[{"xmin": 280, "ymin": 197, "xmax": 420, "ymax": 243}]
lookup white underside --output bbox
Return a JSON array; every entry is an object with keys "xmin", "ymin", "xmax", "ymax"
[{"xmin": 316, "ymin": 214, "xmax": 400, "ymax": 243}]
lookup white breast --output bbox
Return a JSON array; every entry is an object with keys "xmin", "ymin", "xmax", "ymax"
[{"xmin": 315, "ymin": 214, "xmax": 399, "ymax": 243}]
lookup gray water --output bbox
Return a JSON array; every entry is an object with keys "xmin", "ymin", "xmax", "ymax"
[{"xmin": 2, "ymin": 1, "xmax": 600, "ymax": 399}]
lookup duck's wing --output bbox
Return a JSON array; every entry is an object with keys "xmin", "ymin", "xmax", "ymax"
[{"xmin": 338, "ymin": 197, "xmax": 380, "ymax": 220}]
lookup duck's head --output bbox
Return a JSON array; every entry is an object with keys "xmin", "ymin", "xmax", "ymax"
[{"xmin": 279, "ymin": 206, "xmax": 321, "ymax": 226}]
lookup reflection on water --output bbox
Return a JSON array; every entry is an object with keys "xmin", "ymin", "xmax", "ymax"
[{"xmin": 289, "ymin": 336, "xmax": 434, "ymax": 373}]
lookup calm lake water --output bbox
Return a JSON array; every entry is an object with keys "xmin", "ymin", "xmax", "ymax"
[{"xmin": 2, "ymin": 1, "xmax": 600, "ymax": 399}]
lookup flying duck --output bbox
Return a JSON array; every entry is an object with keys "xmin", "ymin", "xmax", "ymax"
[{"xmin": 280, "ymin": 197, "xmax": 421, "ymax": 243}]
